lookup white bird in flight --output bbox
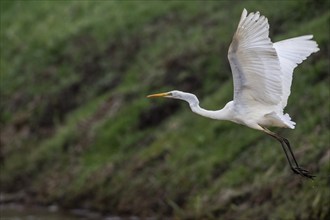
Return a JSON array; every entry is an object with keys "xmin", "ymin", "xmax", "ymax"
[{"xmin": 147, "ymin": 9, "xmax": 319, "ymax": 178}]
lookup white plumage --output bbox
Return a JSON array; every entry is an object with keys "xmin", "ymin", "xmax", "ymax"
[
  {"xmin": 148, "ymin": 9, "xmax": 319, "ymax": 178},
  {"xmin": 274, "ymin": 35, "xmax": 319, "ymax": 108},
  {"xmin": 227, "ymin": 9, "xmax": 319, "ymax": 130}
]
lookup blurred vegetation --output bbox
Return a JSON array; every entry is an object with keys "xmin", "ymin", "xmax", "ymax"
[{"xmin": 0, "ymin": 0, "xmax": 329, "ymax": 219}]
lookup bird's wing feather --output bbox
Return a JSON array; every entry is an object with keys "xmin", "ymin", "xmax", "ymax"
[
  {"xmin": 273, "ymin": 35, "xmax": 319, "ymax": 108},
  {"xmin": 228, "ymin": 9, "xmax": 283, "ymax": 107}
]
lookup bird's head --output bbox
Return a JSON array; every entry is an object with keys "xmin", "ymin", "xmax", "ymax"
[{"xmin": 147, "ymin": 90, "xmax": 199, "ymax": 106}]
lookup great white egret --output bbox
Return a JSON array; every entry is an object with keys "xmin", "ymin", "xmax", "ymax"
[{"xmin": 147, "ymin": 9, "xmax": 319, "ymax": 178}]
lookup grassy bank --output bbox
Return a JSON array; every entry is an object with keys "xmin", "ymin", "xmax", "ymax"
[{"xmin": 1, "ymin": 0, "xmax": 329, "ymax": 219}]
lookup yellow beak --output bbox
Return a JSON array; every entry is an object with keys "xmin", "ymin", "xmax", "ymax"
[{"xmin": 147, "ymin": 92, "xmax": 171, "ymax": 98}]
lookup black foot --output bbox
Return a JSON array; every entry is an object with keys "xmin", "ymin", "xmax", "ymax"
[{"xmin": 292, "ymin": 167, "xmax": 315, "ymax": 179}]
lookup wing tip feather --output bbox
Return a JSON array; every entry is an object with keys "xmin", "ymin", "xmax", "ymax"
[{"xmin": 239, "ymin": 8, "xmax": 248, "ymax": 25}]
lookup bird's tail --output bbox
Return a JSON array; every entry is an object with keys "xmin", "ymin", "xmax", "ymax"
[{"xmin": 265, "ymin": 112, "xmax": 296, "ymax": 129}]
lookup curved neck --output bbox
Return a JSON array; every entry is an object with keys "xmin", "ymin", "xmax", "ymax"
[
  {"xmin": 173, "ymin": 91, "xmax": 232, "ymax": 121},
  {"xmin": 190, "ymin": 104, "xmax": 230, "ymax": 120}
]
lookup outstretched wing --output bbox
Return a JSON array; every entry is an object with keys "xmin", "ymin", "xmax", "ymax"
[
  {"xmin": 228, "ymin": 9, "xmax": 282, "ymax": 107},
  {"xmin": 273, "ymin": 35, "xmax": 319, "ymax": 108}
]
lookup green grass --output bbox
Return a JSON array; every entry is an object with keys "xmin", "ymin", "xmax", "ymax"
[{"xmin": 1, "ymin": 0, "xmax": 329, "ymax": 219}]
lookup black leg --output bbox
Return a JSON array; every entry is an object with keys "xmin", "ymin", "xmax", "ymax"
[
  {"xmin": 262, "ymin": 127, "xmax": 315, "ymax": 179},
  {"xmin": 282, "ymin": 137, "xmax": 314, "ymax": 179},
  {"xmin": 282, "ymin": 138, "xmax": 299, "ymax": 167}
]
